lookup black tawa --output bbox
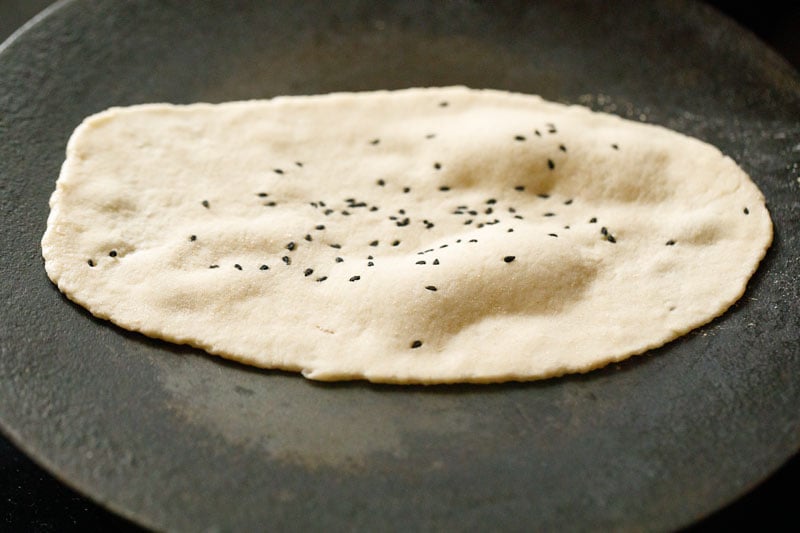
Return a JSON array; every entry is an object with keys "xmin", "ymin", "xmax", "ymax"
[{"xmin": 1, "ymin": 1, "xmax": 798, "ymax": 531}]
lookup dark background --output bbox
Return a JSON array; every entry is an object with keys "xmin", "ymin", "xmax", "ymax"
[{"xmin": 1, "ymin": 1, "xmax": 798, "ymax": 531}]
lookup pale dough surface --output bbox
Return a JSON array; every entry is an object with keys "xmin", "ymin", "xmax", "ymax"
[{"xmin": 41, "ymin": 87, "xmax": 773, "ymax": 383}]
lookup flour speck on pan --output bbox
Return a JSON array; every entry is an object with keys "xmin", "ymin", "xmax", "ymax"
[{"xmin": 41, "ymin": 87, "xmax": 772, "ymax": 384}]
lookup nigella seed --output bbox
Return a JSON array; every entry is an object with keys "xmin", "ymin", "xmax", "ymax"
[
  {"xmin": 370, "ymin": 240, "xmax": 379, "ymax": 247},
  {"xmin": 305, "ymin": 234, "xmax": 312, "ymax": 242},
  {"xmin": 468, "ymin": 210, "xmax": 478, "ymax": 216},
  {"xmin": 398, "ymin": 209, "xmax": 406, "ymax": 215},
  {"xmin": 287, "ymin": 242, "xmax": 296, "ymax": 251},
  {"xmin": 434, "ymin": 162, "xmax": 442, "ymax": 170},
  {"xmin": 537, "ymin": 193, "xmax": 550, "ymax": 199},
  {"xmin": 439, "ymin": 186, "xmax": 450, "ymax": 191},
  {"xmin": 411, "ymin": 340, "xmax": 423, "ymax": 348},
  {"xmin": 514, "ymin": 215, "xmax": 524, "ymax": 220},
  {"xmin": 282, "ymin": 256, "xmax": 291, "ymax": 265},
  {"xmin": 601, "ymin": 227, "xmax": 608, "ymax": 236},
  {"xmin": 330, "ymin": 244, "xmax": 342, "ymax": 249},
  {"xmin": 456, "ymin": 239, "xmax": 462, "ymax": 243},
  {"xmin": 349, "ymin": 275, "xmax": 360, "ymax": 282},
  {"xmin": 564, "ymin": 199, "xmax": 573, "ymax": 205},
  {"xmin": 377, "ymin": 179, "xmax": 385, "ymax": 186},
  {"xmin": 108, "ymin": 250, "xmax": 117, "ymax": 258},
  {"xmin": 425, "ymin": 133, "xmax": 436, "ymax": 139},
  {"xmin": 370, "ymin": 138, "xmax": 380, "ymax": 145},
  {"xmin": 611, "ymin": 143, "xmax": 619, "ymax": 150},
  {"xmin": 439, "ymin": 101, "xmax": 448, "ymax": 107},
  {"xmin": 264, "ymin": 201, "xmax": 277, "ymax": 207},
  {"xmin": 396, "ymin": 218, "xmax": 410, "ymax": 227},
  {"xmin": 392, "ymin": 240, "xmax": 401, "ymax": 246},
  {"xmin": 433, "ymin": 259, "xmax": 440, "ymax": 265},
  {"xmin": 559, "ymin": 144, "xmax": 567, "ymax": 152},
  {"xmin": 367, "ymin": 261, "xmax": 374, "ymax": 267},
  {"xmin": 508, "ymin": 228, "xmax": 514, "ymax": 232},
  {"xmin": 341, "ymin": 210, "xmax": 351, "ymax": 216},
  {"xmin": 335, "ymin": 257, "xmax": 344, "ymax": 263},
  {"xmin": 209, "ymin": 264, "xmax": 219, "ymax": 269},
  {"xmin": 319, "ymin": 201, "xmax": 326, "ymax": 207},
  {"xmin": 295, "ymin": 161, "xmax": 303, "ymax": 167},
  {"xmin": 403, "ymin": 187, "xmax": 411, "ymax": 193},
  {"xmin": 273, "ymin": 168, "xmax": 284, "ymax": 174},
  {"xmin": 564, "ymin": 225, "xmax": 570, "ymax": 229},
  {"xmin": 202, "ymin": 200, "xmax": 210, "ymax": 208},
  {"xmin": 469, "ymin": 239, "xmax": 478, "ymax": 243},
  {"xmin": 324, "ymin": 209, "xmax": 334, "ymax": 215},
  {"xmin": 304, "ymin": 268, "xmax": 314, "ymax": 277},
  {"xmin": 257, "ymin": 192, "xmax": 268, "ymax": 197},
  {"xmin": 515, "ymin": 135, "xmax": 526, "ymax": 141},
  {"xmin": 744, "ymin": 207, "xmax": 750, "ymax": 215},
  {"xmin": 316, "ymin": 276, "xmax": 327, "ymax": 282},
  {"xmin": 547, "ymin": 159, "xmax": 555, "ymax": 170},
  {"xmin": 485, "ymin": 207, "xmax": 493, "ymax": 214},
  {"xmin": 260, "ymin": 265, "xmax": 269, "ymax": 270},
  {"xmin": 515, "ymin": 185, "xmax": 525, "ymax": 191},
  {"xmin": 311, "ymin": 202, "xmax": 318, "ymax": 208},
  {"xmin": 477, "ymin": 223, "xmax": 485, "ymax": 228},
  {"xmin": 544, "ymin": 212, "xmax": 555, "ymax": 217},
  {"xmin": 534, "ymin": 129, "xmax": 541, "ymax": 136},
  {"xmin": 389, "ymin": 215, "xmax": 398, "ymax": 221},
  {"xmin": 440, "ymin": 244, "xmax": 448, "ymax": 248},
  {"xmin": 190, "ymin": 235, "xmax": 197, "ymax": 242},
  {"xmin": 509, "ymin": 207, "xmax": 517, "ymax": 213},
  {"xmin": 316, "ymin": 225, "xmax": 325, "ymax": 230},
  {"xmin": 416, "ymin": 260, "xmax": 426, "ymax": 265},
  {"xmin": 589, "ymin": 217, "xmax": 597, "ymax": 223},
  {"xmin": 607, "ymin": 235, "xmax": 617, "ymax": 243},
  {"xmin": 367, "ymin": 255, "xmax": 374, "ymax": 259},
  {"xmin": 464, "ymin": 220, "xmax": 473, "ymax": 225},
  {"xmin": 666, "ymin": 240, "xmax": 676, "ymax": 246},
  {"xmin": 549, "ymin": 233, "xmax": 558, "ymax": 238},
  {"xmin": 487, "ymin": 198, "xmax": 497, "ymax": 205},
  {"xmin": 234, "ymin": 264, "xmax": 242, "ymax": 270},
  {"xmin": 425, "ymin": 285, "xmax": 437, "ymax": 291},
  {"xmin": 87, "ymin": 259, "xmax": 95, "ymax": 267},
  {"xmin": 504, "ymin": 256, "xmax": 515, "ymax": 263}
]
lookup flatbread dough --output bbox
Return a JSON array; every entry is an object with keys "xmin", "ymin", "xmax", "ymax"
[{"xmin": 41, "ymin": 87, "xmax": 772, "ymax": 383}]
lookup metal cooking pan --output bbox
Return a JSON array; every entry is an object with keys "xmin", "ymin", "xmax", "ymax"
[{"xmin": 1, "ymin": 1, "xmax": 798, "ymax": 530}]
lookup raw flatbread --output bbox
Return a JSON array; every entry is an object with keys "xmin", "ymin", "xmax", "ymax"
[{"xmin": 41, "ymin": 87, "xmax": 772, "ymax": 383}]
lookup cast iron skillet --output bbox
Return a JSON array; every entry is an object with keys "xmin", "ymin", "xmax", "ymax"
[{"xmin": 1, "ymin": 1, "xmax": 798, "ymax": 530}]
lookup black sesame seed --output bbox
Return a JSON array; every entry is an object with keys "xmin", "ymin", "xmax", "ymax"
[
  {"xmin": 324, "ymin": 209, "xmax": 334, "ymax": 215},
  {"xmin": 398, "ymin": 209, "xmax": 406, "ymax": 215},
  {"xmin": 425, "ymin": 248, "xmax": 434, "ymax": 253},
  {"xmin": 509, "ymin": 207, "xmax": 517, "ymax": 213},
  {"xmin": 504, "ymin": 256, "xmax": 515, "ymax": 263},
  {"xmin": 287, "ymin": 242, "xmax": 296, "ymax": 251},
  {"xmin": 260, "ymin": 264, "xmax": 269, "ymax": 270},
  {"xmin": 367, "ymin": 261, "xmax": 374, "ymax": 267},
  {"xmin": 744, "ymin": 207, "xmax": 750, "ymax": 215},
  {"xmin": 425, "ymin": 222, "xmax": 435, "ymax": 229},
  {"xmin": 273, "ymin": 168, "xmax": 284, "ymax": 175},
  {"xmin": 515, "ymin": 185, "xmax": 525, "ymax": 191},
  {"xmin": 425, "ymin": 285, "xmax": 437, "ymax": 291},
  {"xmin": 370, "ymin": 240, "xmax": 379, "ymax": 247},
  {"xmin": 190, "ymin": 235, "xmax": 197, "ymax": 242},
  {"xmin": 439, "ymin": 101, "xmax": 448, "ymax": 107},
  {"xmin": 537, "ymin": 193, "xmax": 550, "ymax": 199},
  {"xmin": 485, "ymin": 207, "xmax": 493, "ymax": 214},
  {"xmin": 607, "ymin": 235, "xmax": 617, "ymax": 243},
  {"xmin": 403, "ymin": 187, "xmax": 411, "ymax": 193},
  {"xmin": 392, "ymin": 240, "xmax": 401, "ymax": 246},
  {"xmin": 341, "ymin": 210, "xmax": 351, "ymax": 216},
  {"xmin": 319, "ymin": 201, "xmax": 326, "ymax": 207},
  {"xmin": 397, "ymin": 218, "xmax": 410, "ymax": 227},
  {"xmin": 257, "ymin": 192, "xmax": 268, "ymax": 197},
  {"xmin": 304, "ymin": 234, "xmax": 312, "ymax": 242},
  {"xmin": 564, "ymin": 199, "xmax": 573, "ymax": 205},
  {"xmin": 411, "ymin": 340, "xmax": 423, "ymax": 348},
  {"xmin": 456, "ymin": 239, "xmax": 462, "ymax": 243},
  {"xmin": 564, "ymin": 225, "xmax": 570, "ymax": 229},
  {"xmin": 316, "ymin": 276, "xmax": 327, "ymax": 282},
  {"xmin": 370, "ymin": 138, "xmax": 380, "ymax": 145},
  {"xmin": 549, "ymin": 233, "xmax": 558, "ymax": 238},
  {"xmin": 440, "ymin": 244, "xmax": 448, "ymax": 248},
  {"xmin": 508, "ymin": 228, "xmax": 514, "ymax": 232},
  {"xmin": 109, "ymin": 250, "xmax": 117, "ymax": 257},
  {"xmin": 295, "ymin": 161, "xmax": 303, "ymax": 167},
  {"xmin": 589, "ymin": 217, "xmax": 597, "ymax": 223},
  {"xmin": 666, "ymin": 240, "xmax": 676, "ymax": 246},
  {"xmin": 514, "ymin": 215, "xmax": 524, "ymax": 220},
  {"xmin": 544, "ymin": 212, "xmax": 556, "ymax": 217},
  {"xmin": 389, "ymin": 215, "xmax": 398, "ymax": 221},
  {"xmin": 487, "ymin": 198, "xmax": 497, "ymax": 205},
  {"xmin": 477, "ymin": 223, "xmax": 485, "ymax": 228},
  {"xmin": 311, "ymin": 202, "xmax": 318, "ymax": 208},
  {"xmin": 234, "ymin": 264, "xmax": 242, "ymax": 270},
  {"xmin": 209, "ymin": 264, "xmax": 219, "ymax": 269},
  {"xmin": 304, "ymin": 268, "xmax": 314, "ymax": 277},
  {"xmin": 264, "ymin": 201, "xmax": 276, "ymax": 207},
  {"xmin": 282, "ymin": 256, "xmax": 291, "ymax": 265},
  {"xmin": 433, "ymin": 259, "xmax": 440, "ymax": 265},
  {"xmin": 330, "ymin": 244, "xmax": 341, "ymax": 249},
  {"xmin": 611, "ymin": 143, "xmax": 619, "ymax": 150},
  {"xmin": 515, "ymin": 135, "xmax": 526, "ymax": 141},
  {"xmin": 367, "ymin": 255, "xmax": 374, "ymax": 259},
  {"xmin": 377, "ymin": 179, "xmax": 385, "ymax": 186},
  {"xmin": 349, "ymin": 275, "xmax": 360, "ymax": 282},
  {"xmin": 439, "ymin": 186, "xmax": 450, "ymax": 191},
  {"xmin": 464, "ymin": 220, "xmax": 473, "ymax": 225},
  {"xmin": 416, "ymin": 260, "xmax": 426, "ymax": 265},
  {"xmin": 335, "ymin": 257, "xmax": 344, "ymax": 263},
  {"xmin": 468, "ymin": 210, "xmax": 478, "ymax": 216},
  {"xmin": 559, "ymin": 144, "xmax": 567, "ymax": 152},
  {"xmin": 434, "ymin": 162, "xmax": 442, "ymax": 170},
  {"xmin": 601, "ymin": 227, "xmax": 608, "ymax": 236},
  {"xmin": 469, "ymin": 239, "xmax": 478, "ymax": 243},
  {"xmin": 202, "ymin": 200, "xmax": 210, "ymax": 208},
  {"xmin": 547, "ymin": 159, "xmax": 555, "ymax": 170},
  {"xmin": 534, "ymin": 129, "xmax": 541, "ymax": 136},
  {"xmin": 87, "ymin": 259, "xmax": 95, "ymax": 267}
]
